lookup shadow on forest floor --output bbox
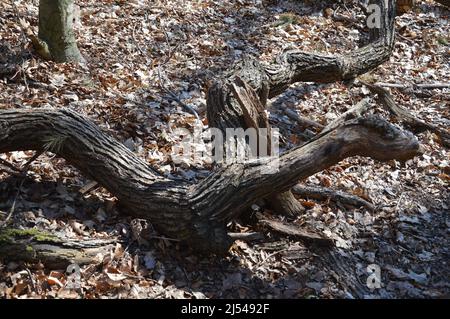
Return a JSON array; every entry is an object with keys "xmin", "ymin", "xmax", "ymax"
[{"xmin": 1, "ymin": 172, "xmax": 448, "ymax": 298}]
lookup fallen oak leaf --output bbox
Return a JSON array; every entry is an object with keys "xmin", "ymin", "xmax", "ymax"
[
  {"xmin": 299, "ymin": 200, "xmax": 316, "ymax": 208},
  {"xmin": 47, "ymin": 276, "xmax": 64, "ymax": 287}
]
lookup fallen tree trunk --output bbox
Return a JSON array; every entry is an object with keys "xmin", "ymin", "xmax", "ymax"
[
  {"xmin": 0, "ymin": 227, "xmax": 116, "ymax": 268},
  {"xmin": 0, "ymin": 109, "xmax": 420, "ymax": 254}
]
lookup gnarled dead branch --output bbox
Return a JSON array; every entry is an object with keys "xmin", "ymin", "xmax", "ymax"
[
  {"xmin": 0, "ymin": 0, "xmax": 427, "ymax": 255},
  {"xmin": 0, "ymin": 108, "xmax": 420, "ymax": 254}
]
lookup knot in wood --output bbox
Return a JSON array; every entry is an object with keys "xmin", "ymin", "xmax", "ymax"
[{"xmin": 0, "ymin": 120, "xmax": 9, "ymax": 136}]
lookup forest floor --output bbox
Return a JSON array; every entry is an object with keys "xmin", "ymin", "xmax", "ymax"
[{"xmin": 0, "ymin": 0, "xmax": 449, "ymax": 299}]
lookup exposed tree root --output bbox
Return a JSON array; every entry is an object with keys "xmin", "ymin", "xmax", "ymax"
[{"xmin": 292, "ymin": 185, "xmax": 375, "ymax": 212}]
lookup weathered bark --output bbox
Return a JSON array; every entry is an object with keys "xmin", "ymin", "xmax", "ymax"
[
  {"xmin": 321, "ymin": 98, "xmax": 373, "ymax": 135},
  {"xmin": 259, "ymin": 219, "xmax": 334, "ymax": 247},
  {"xmin": 268, "ymin": 191, "xmax": 305, "ymax": 218},
  {"xmin": 229, "ymin": 77, "xmax": 305, "ymax": 217},
  {"xmin": 0, "ymin": 228, "xmax": 115, "ymax": 268},
  {"xmin": 36, "ymin": 0, "xmax": 82, "ymax": 62},
  {"xmin": 207, "ymin": 0, "xmax": 396, "ymax": 131},
  {"xmin": 0, "ymin": 108, "xmax": 420, "ymax": 254}
]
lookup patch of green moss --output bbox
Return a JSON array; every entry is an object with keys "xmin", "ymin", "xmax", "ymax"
[
  {"xmin": 0, "ymin": 228, "xmax": 58, "ymax": 243},
  {"xmin": 26, "ymin": 245, "xmax": 34, "ymax": 253},
  {"xmin": 437, "ymin": 37, "xmax": 448, "ymax": 46},
  {"xmin": 273, "ymin": 13, "xmax": 300, "ymax": 27}
]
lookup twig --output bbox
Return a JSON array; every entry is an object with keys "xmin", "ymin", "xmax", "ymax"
[
  {"xmin": 251, "ymin": 248, "xmax": 290, "ymax": 271},
  {"xmin": 0, "ymin": 151, "xmax": 43, "ymax": 177},
  {"xmin": 260, "ymin": 219, "xmax": 334, "ymax": 247},
  {"xmin": 161, "ymin": 28, "xmax": 181, "ymax": 65},
  {"xmin": 150, "ymin": 235, "xmax": 180, "ymax": 242},
  {"xmin": 131, "ymin": 22, "xmax": 146, "ymax": 56},
  {"xmin": 0, "ymin": 164, "xmax": 22, "ymax": 177},
  {"xmin": 157, "ymin": 67, "xmax": 200, "ymax": 120},
  {"xmin": 25, "ymin": 268, "xmax": 37, "ymax": 293},
  {"xmin": 375, "ymin": 82, "xmax": 450, "ymax": 90},
  {"xmin": 0, "ymin": 178, "xmax": 25, "ymax": 227},
  {"xmin": 331, "ymin": 7, "xmax": 359, "ymax": 26},
  {"xmin": 397, "ymin": 33, "xmax": 416, "ymax": 44},
  {"xmin": 0, "ymin": 158, "xmax": 21, "ymax": 173},
  {"xmin": 21, "ymin": 150, "xmax": 43, "ymax": 172},
  {"xmin": 281, "ymin": 107, "xmax": 324, "ymax": 130},
  {"xmin": 228, "ymin": 232, "xmax": 264, "ymax": 241}
]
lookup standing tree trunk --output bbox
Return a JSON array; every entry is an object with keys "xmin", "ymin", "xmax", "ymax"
[{"xmin": 36, "ymin": 0, "xmax": 83, "ymax": 63}]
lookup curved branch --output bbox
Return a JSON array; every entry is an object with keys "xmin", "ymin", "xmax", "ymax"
[
  {"xmin": 0, "ymin": 108, "xmax": 420, "ymax": 253},
  {"xmin": 364, "ymin": 82, "xmax": 450, "ymax": 148},
  {"xmin": 0, "ymin": 0, "xmax": 414, "ymax": 255}
]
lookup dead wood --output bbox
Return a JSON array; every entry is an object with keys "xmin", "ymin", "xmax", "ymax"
[
  {"xmin": 0, "ymin": 0, "xmax": 425, "ymax": 255},
  {"xmin": 292, "ymin": 185, "xmax": 375, "ymax": 212},
  {"xmin": 259, "ymin": 219, "xmax": 334, "ymax": 247}
]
